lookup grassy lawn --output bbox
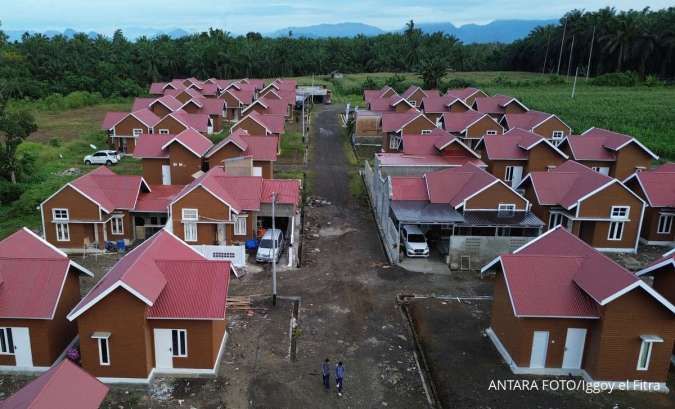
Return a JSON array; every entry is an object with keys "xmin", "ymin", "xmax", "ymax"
[{"xmin": 278, "ymin": 130, "xmax": 305, "ymax": 165}]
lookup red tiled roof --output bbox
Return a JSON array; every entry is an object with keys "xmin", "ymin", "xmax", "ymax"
[
  {"xmin": 223, "ymin": 87, "xmax": 255, "ymax": 105},
  {"xmin": 502, "ymin": 111, "xmax": 562, "ymax": 130},
  {"xmin": 261, "ymin": 179, "xmax": 302, "ymax": 209},
  {"xmin": 206, "ymin": 129, "xmax": 279, "ymax": 162},
  {"xmin": 381, "ymin": 111, "xmax": 431, "ymax": 133},
  {"xmin": 390, "ymin": 177, "xmax": 429, "ymax": 201},
  {"xmin": 70, "ymin": 167, "xmax": 146, "ymax": 212},
  {"xmin": 445, "ymin": 87, "xmax": 483, "ymax": 101},
  {"xmin": 441, "ymin": 111, "xmax": 494, "ymax": 134},
  {"xmin": 0, "ymin": 228, "xmax": 91, "ymax": 320},
  {"xmin": 162, "ymin": 129, "xmax": 214, "ymax": 157},
  {"xmin": 369, "ymin": 95, "xmax": 414, "ymax": 113},
  {"xmin": 131, "ymin": 109, "xmax": 162, "ymax": 128},
  {"xmin": 0, "ymin": 359, "xmax": 108, "ymax": 409},
  {"xmin": 474, "ymin": 95, "xmax": 527, "ymax": 115},
  {"xmin": 133, "ymin": 134, "xmax": 173, "ymax": 158},
  {"xmin": 524, "ymin": 160, "xmax": 613, "ymax": 209},
  {"xmin": 244, "ymin": 97, "xmax": 288, "ymax": 116},
  {"xmin": 629, "ymin": 166, "xmax": 675, "ymax": 207},
  {"xmin": 481, "ymin": 128, "xmax": 566, "ymax": 160},
  {"xmin": 101, "ymin": 112, "xmax": 127, "ymax": 130},
  {"xmin": 169, "ymin": 110, "xmax": 210, "ymax": 133},
  {"xmin": 376, "ymin": 153, "xmax": 486, "ymax": 169},
  {"xmin": 238, "ymin": 111, "xmax": 285, "ymax": 134},
  {"xmin": 131, "ymin": 97, "xmax": 156, "ymax": 111},
  {"xmin": 421, "ymin": 95, "xmax": 468, "ymax": 113},
  {"xmin": 565, "ymin": 127, "xmax": 658, "ymax": 161},
  {"xmin": 134, "ymin": 185, "xmax": 185, "ymax": 213},
  {"xmin": 401, "ymin": 85, "xmax": 439, "ymax": 99},
  {"xmin": 401, "ymin": 129, "xmax": 480, "ymax": 160},
  {"xmin": 424, "ymin": 163, "xmax": 498, "ymax": 207},
  {"xmin": 149, "ymin": 82, "xmax": 167, "ymax": 95}
]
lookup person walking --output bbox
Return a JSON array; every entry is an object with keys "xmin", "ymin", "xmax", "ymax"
[
  {"xmin": 321, "ymin": 358, "xmax": 330, "ymax": 390},
  {"xmin": 335, "ymin": 361, "xmax": 345, "ymax": 396}
]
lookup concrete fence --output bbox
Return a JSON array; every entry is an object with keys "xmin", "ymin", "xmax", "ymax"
[{"xmin": 192, "ymin": 244, "xmax": 246, "ymax": 267}]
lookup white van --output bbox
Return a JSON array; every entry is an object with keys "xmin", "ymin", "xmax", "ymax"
[
  {"xmin": 401, "ymin": 225, "xmax": 430, "ymax": 258},
  {"xmin": 256, "ymin": 229, "xmax": 285, "ymax": 263}
]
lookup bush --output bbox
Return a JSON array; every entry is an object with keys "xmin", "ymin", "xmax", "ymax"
[
  {"xmin": 0, "ymin": 181, "xmax": 25, "ymax": 205},
  {"xmin": 589, "ymin": 72, "xmax": 640, "ymax": 87},
  {"xmin": 441, "ymin": 78, "xmax": 474, "ymax": 91},
  {"xmin": 48, "ymin": 138, "xmax": 62, "ymax": 147}
]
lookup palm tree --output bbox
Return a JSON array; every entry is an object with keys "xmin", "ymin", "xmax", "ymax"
[
  {"xmin": 600, "ymin": 11, "xmax": 642, "ymax": 72},
  {"xmin": 417, "ymin": 57, "xmax": 447, "ymax": 89}
]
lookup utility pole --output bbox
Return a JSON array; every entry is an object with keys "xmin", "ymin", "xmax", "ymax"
[
  {"xmin": 542, "ymin": 32, "xmax": 551, "ymax": 74},
  {"xmin": 586, "ymin": 25, "xmax": 596, "ymax": 81},
  {"xmin": 271, "ymin": 191, "xmax": 277, "ymax": 306},
  {"xmin": 302, "ymin": 95, "xmax": 306, "ymax": 144},
  {"xmin": 571, "ymin": 66, "xmax": 579, "ymax": 98},
  {"xmin": 557, "ymin": 18, "xmax": 567, "ymax": 75},
  {"xmin": 566, "ymin": 35, "xmax": 575, "ymax": 79}
]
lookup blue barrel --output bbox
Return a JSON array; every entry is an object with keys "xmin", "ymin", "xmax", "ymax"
[
  {"xmin": 116, "ymin": 240, "xmax": 126, "ymax": 253},
  {"xmin": 245, "ymin": 239, "xmax": 258, "ymax": 250}
]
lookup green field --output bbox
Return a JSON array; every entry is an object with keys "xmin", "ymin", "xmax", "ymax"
[{"xmin": 294, "ymin": 71, "xmax": 675, "ymax": 159}]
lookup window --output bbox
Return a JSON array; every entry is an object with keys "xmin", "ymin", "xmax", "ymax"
[
  {"xmin": 610, "ymin": 206, "xmax": 630, "ymax": 220},
  {"xmin": 591, "ymin": 166, "xmax": 610, "ymax": 175},
  {"xmin": 551, "ymin": 130, "xmax": 565, "ymax": 139},
  {"xmin": 496, "ymin": 227, "xmax": 511, "ymax": 236},
  {"xmin": 234, "ymin": 216, "xmax": 247, "ymax": 236},
  {"xmin": 55, "ymin": 223, "xmax": 70, "ymax": 242},
  {"xmin": 409, "ymin": 100, "xmax": 417, "ymax": 107},
  {"xmin": 132, "ymin": 128, "xmax": 143, "ymax": 137},
  {"xmin": 111, "ymin": 215, "xmax": 124, "ymax": 235},
  {"xmin": 182, "ymin": 209, "xmax": 198, "ymax": 221},
  {"xmin": 389, "ymin": 134, "xmax": 402, "ymax": 150},
  {"xmin": 0, "ymin": 328, "xmax": 14, "ymax": 354},
  {"xmin": 159, "ymin": 129, "xmax": 170, "ymax": 134},
  {"xmin": 608, "ymin": 221, "xmax": 625, "ymax": 241},
  {"xmin": 52, "ymin": 208, "xmax": 69, "ymax": 220},
  {"xmin": 504, "ymin": 166, "xmax": 514, "ymax": 182},
  {"xmin": 421, "ymin": 129, "xmax": 432, "ymax": 135},
  {"xmin": 548, "ymin": 213, "xmax": 568, "ymax": 230},
  {"xmin": 184, "ymin": 223, "xmax": 198, "ymax": 242},
  {"xmin": 91, "ymin": 334, "xmax": 111, "ymax": 366},
  {"xmin": 171, "ymin": 329, "xmax": 188, "ymax": 357},
  {"xmin": 657, "ymin": 214, "xmax": 673, "ymax": 234},
  {"xmin": 486, "ymin": 130, "xmax": 498, "ymax": 135},
  {"xmin": 498, "ymin": 204, "xmax": 516, "ymax": 217}
]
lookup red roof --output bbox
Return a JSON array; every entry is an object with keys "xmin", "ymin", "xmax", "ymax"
[
  {"xmin": 101, "ymin": 112, "xmax": 127, "ymax": 130},
  {"xmin": 69, "ymin": 167, "xmax": 147, "ymax": 212},
  {"xmin": 162, "ymin": 129, "xmax": 214, "ymax": 157},
  {"xmin": 131, "ymin": 109, "xmax": 162, "ymax": 128},
  {"xmin": 182, "ymin": 97, "xmax": 224, "ymax": 116},
  {"xmin": 369, "ymin": 95, "xmax": 414, "ymax": 113},
  {"xmin": 474, "ymin": 95, "xmax": 527, "ymax": 115},
  {"xmin": 481, "ymin": 128, "xmax": 567, "ymax": 160},
  {"xmin": 237, "ymin": 111, "xmax": 285, "ymax": 134},
  {"xmin": 377, "ymin": 153, "xmax": 486, "ymax": 169},
  {"xmin": 523, "ymin": 160, "xmax": 613, "ymax": 209},
  {"xmin": 564, "ymin": 127, "xmax": 658, "ymax": 161},
  {"xmin": 391, "ymin": 177, "xmax": 429, "ymax": 201},
  {"xmin": 0, "ymin": 228, "xmax": 91, "ymax": 320},
  {"xmin": 401, "ymin": 85, "xmax": 439, "ymax": 99},
  {"xmin": 149, "ymin": 95, "xmax": 183, "ymax": 112},
  {"xmin": 441, "ymin": 111, "xmax": 497, "ymax": 134},
  {"xmin": 445, "ymin": 87, "xmax": 483, "ymax": 101},
  {"xmin": 244, "ymin": 97, "xmax": 288, "ymax": 116},
  {"xmin": 364, "ymin": 87, "xmax": 396, "ymax": 103},
  {"xmin": 206, "ymin": 129, "xmax": 279, "ymax": 162},
  {"xmin": 261, "ymin": 179, "xmax": 302, "ymax": 210},
  {"xmin": 68, "ymin": 230, "xmax": 232, "ymax": 321},
  {"xmin": 168, "ymin": 110, "xmax": 210, "ymax": 133},
  {"xmin": 502, "ymin": 110, "xmax": 566, "ymax": 131},
  {"xmin": 402, "ymin": 129, "xmax": 476, "ymax": 156},
  {"xmin": 381, "ymin": 111, "xmax": 431, "ymax": 133},
  {"xmin": 133, "ymin": 134, "xmax": 173, "ymax": 158},
  {"xmin": 0, "ymin": 359, "xmax": 108, "ymax": 409},
  {"xmin": 424, "ymin": 163, "xmax": 498, "ymax": 206},
  {"xmin": 222, "ymin": 87, "xmax": 255, "ymax": 105},
  {"xmin": 134, "ymin": 185, "xmax": 185, "ymax": 213},
  {"xmin": 421, "ymin": 95, "xmax": 469, "ymax": 113},
  {"xmin": 628, "ymin": 166, "xmax": 675, "ymax": 207}
]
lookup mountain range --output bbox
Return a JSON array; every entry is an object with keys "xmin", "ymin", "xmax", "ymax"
[{"xmin": 3, "ymin": 19, "xmax": 558, "ymax": 44}]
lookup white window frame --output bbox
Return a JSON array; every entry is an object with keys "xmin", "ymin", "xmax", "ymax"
[
  {"xmin": 610, "ymin": 206, "xmax": 630, "ymax": 220},
  {"xmin": 52, "ymin": 208, "xmax": 69, "ymax": 221},
  {"xmin": 0, "ymin": 328, "xmax": 14, "ymax": 355},
  {"xmin": 607, "ymin": 221, "xmax": 625, "ymax": 241},
  {"xmin": 551, "ymin": 130, "xmax": 565, "ymax": 139},
  {"xmin": 184, "ymin": 223, "xmax": 198, "ymax": 242},
  {"xmin": 132, "ymin": 128, "xmax": 143, "ymax": 137},
  {"xmin": 182, "ymin": 208, "xmax": 198, "ymax": 221},
  {"xmin": 409, "ymin": 100, "xmax": 417, "ymax": 107},
  {"xmin": 96, "ymin": 337, "xmax": 110, "ymax": 366},
  {"xmin": 234, "ymin": 215, "xmax": 247, "ymax": 236},
  {"xmin": 486, "ymin": 130, "xmax": 498, "ymax": 135},
  {"xmin": 55, "ymin": 223, "xmax": 70, "ymax": 242},
  {"xmin": 421, "ymin": 129, "xmax": 432, "ymax": 135},
  {"xmin": 111, "ymin": 215, "xmax": 124, "ymax": 235},
  {"xmin": 637, "ymin": 340, "xmax": 654, "ymax": 371},
  {"xmin": 159, "ymin": 129, "xmax": 170, "ymax": 135},
  {"xmin": 657, "ymin": 214, "xmax": 673, "ymax": 235},
  {"xmin": 504, "ymin": 166, "xmax": 514, "ymax": 182},
  {"xmin": 389, "ymin": 134, "xmax": 402, "ymax": 150},
  {"xmin": 498, "ymin": 203, "xmax": 516, "ymax": 217},
  {"xmin": 171, "ymin": 329, "xmax": 188, "ymax": 357},
  {"xmin": 548, "ymin": 212, "xmax": 568, "ymax": 230}
]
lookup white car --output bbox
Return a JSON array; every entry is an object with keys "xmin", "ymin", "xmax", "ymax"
[
  {"xmin": 256, "ymin": 229, "xmax": 285, "ymax": 263},
  {"xmin": 401, "ymin": 225, "xmax": 430, "ymax": 258},
  {"xmin": 84, "ymin": 150, "xmax": 120, "ymax": 166}
]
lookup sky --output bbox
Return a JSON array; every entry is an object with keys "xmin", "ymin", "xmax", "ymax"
[{"xmin": 1, "ymin": 0, "xmax": 672, "ymax": 34}]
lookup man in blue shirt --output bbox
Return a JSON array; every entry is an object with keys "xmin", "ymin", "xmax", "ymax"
[
  {"xmin": 336, "ymin": 361, "xmax": 345, "ymax": 396},
  {"xmin": 321, "ymin": 358, "xmax": 331, "ymax": 390}
]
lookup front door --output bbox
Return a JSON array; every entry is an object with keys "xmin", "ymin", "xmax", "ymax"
[
  {"xmin": 511, "ymin": 166, "xmax": 524, "ymax": 188},
  {"xmin": 161, "ymin": 165, "xmax": 172, "ymax": 185},
  {"xmin": 217, "ymin": 224, "xmax": 226, "ymax": 245},
  {"xmin": 120, "ymin": 138, "xmax": 128, "ymax": 154},
  {"xmin": 562, "ymin": 328, "xmax": 587, "ymax": 369},
  {"xmin": 153, "ymin": 329, "xmax": 173, "ymax": 369},
  {"xmin": 12, "ymin": 327, "xmax": 33, "ymax": 367},
  {"xmin": 529, "ymin": 331, "xmax": 549, "ymax": 368}
]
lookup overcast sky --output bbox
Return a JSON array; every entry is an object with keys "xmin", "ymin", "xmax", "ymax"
[{"xmin": 1, "ymin": 1, "xmax": 672, "ymax": 34}]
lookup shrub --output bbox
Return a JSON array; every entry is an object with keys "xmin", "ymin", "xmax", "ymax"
[
  {"xmin": 0, "ymin": 181, "xmax": 25, "ymax": 205},
  {"xmin": 589, "ymin": 72, "xmax": 640, "ymax": 87},
  {"xmin": 441, "ymin": 78, "xmax": 474, "ymax": 91}
]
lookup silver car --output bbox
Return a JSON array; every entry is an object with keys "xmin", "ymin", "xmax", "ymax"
[
  {"xmin": 84, "ymin": 150, "xmax": 120, "ymax": 166},
  {"xmin": 256, "ymin": 229, "xmax": 285, "ymax": 263}
]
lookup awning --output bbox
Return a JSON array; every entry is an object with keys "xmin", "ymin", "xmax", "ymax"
[
  {"xmin": 391, "ymin": 201, "xmax": 464, "ymax": 224},
  {"xmin": 91, "ymin": 331, "xmax": 111, "ymax": 339},
  {"xmin": 640, "ymin": 335, "xmax": 664, "ymax": 343},
  {"xmin": 459, "ymin": 211, "xmax": 544, "ymax": 227}
]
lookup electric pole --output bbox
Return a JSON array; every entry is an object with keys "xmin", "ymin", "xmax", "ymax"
[
  {"xmin": 586, "ymin": 25, "xmax": 596, "ymax": 81},
  {"xmin": 566, "ymin": 35, "xmax": 575, "ymax": 79},
  {"xmin": 272, "ymin": 191, "xmax": 277, "ymax": 306},
  {"xmin": 557, "ymin": 18, "xmax": 567, "ymax": 75}
]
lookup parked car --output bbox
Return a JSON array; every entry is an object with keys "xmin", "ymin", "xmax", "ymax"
[
  {"xmin": 256, "ymin": 229, "xmax": 285, "ymax": 263},
  {"xmin": 401, "ymin": 225, "xmax": 430, "ymax": 257},
  {"xmin": 84, "ymin": 150, "xmax": 120, "ymax": 166}
]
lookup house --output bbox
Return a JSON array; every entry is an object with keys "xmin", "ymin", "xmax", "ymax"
[
  {"xmin": 439, "ymin": 111, "xmax": 504, "ymax": 149},
  {"xmin": 518, "ymin": 160, "xmax": 645, "ymax": 252},
  {"xmin": 132, "ymin": 95, "xmax": 183, "ymax": 117},
  {"xmin": 101, "ymin": 109, "xmax": 161, "ymax": 154},
  {"xmin": 154, "ymin": 110, "xmax": 213, "ymax": 135},
  {"xmin": 0, "ymin": 228, "xmax": 93, "ymax": 372},
  {"xmin": 383, "ymin": 163, "xmax": 543, "ymax": 266},
  {"xmin": 374, "ymin": 128, "xmax": 485, "ymax": 177},
  {"xmin": 220, "ymin": 85, "xmax": 255, "ymax": 122},
  {"xmin": 381, "ymin": 111, "xmax": 436, "ymax": 152},
  {"xmin": 637, "ymin": 247, "xmax": 675, "ymax": 307},
  {"xmin": 0, "ymin": 359, "xmax": 108, "ymax": 408},
  {"xmin": 624, "ymin": 163, "xmax": 675, "ymax": 245},
  {"xmin": 133, "ymin": 130, "xmax": 213, "ymax": 185},
  {"xmin": 66, "ymin": 230, "xmax": 234, "ymax": 383},
  {"xmin": 558, "ymin": 127, "xmax": 659, "ymax": 179},
  {"xmin": 241, "ymin": 96, "xmax": 293, "ymax": 121},
  {"xmin": 446, "ymin": 87, "xmax": 488, "ymax": 106},
  {"xmin": 178, "ymin": 97, "xmax": 226, "ymax": 132},
  {"xmin": 483, "ymin": 226, "xmax": 675, "ymax": 391},
  {"xmin": 420, "ymin": 94, "xmax": 472, "ymax": 124},
  {"xmin": 500, "ymin": 110, "xmax": 571, "ymax": 146},
  {"xmin": 367, "ymin": 94, "xmax": 417, "ymax": 113},
  {"xmin": 204, "ymin": 129, "xmax": 279, "ymax": 179},
  {"xmin": 473, "ymin": 95, "xmax": 528, "ymax": 119},
  {"xmin": 475, "ymin": 128, "xmax": 568, "ymax": 187},
  {"xmin": 168, "ymin": 166, "xmax": 301, "ymax": 246},
  {"xmin": 400, "ymin": 85, "xmax": 440, "ymax": 108},
  {"xmin": 230, "ymin": 111, "xmax": 285, "ymax": 138}
]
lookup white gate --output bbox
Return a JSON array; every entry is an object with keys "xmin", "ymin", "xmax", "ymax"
[
  {"xmin": 192, "ymin": 244, "xmax": 246, "ymax": 267},
  {"xmin": 364, "ymin": 161, "xmax": 400, "ymax": 264}
]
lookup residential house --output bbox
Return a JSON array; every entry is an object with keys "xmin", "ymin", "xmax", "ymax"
[
  {"xmin": 439, "ymin": 111, "xmax": 504, "ymax": 149},
  {"xmin": 518, "ymin": 160, "xmax": 645, "ymax": 252},
  {"xmin": 420, "ymin": 94, "xmax": 473, "ymax": 124},
  {"xmin": 364, "ymin": 86, "xmax": 397, "ymax": 105},
  {"xmin": 66, "ymin": 230, "xmax": 234, "ymax": 383},
  {"xmin": 400, "ymin": 85, "xmax": 440, "ymax": 108},
  {"xmin": 385, "ymin": 163, "xmax": 543, "ymax": 266},
  {"xmin": 637, "ymin": 247, "xmax": 675, "ymax": 309},
  {"xmin": 0, "ymin": 228, "xmax": 93, "ymax": 372},
  {"xmin": 133, "ymin": 95, "xmax": 225, "ymax": 134},
  {"xmin": 374, "ymin": 128, "xmax": 485, "ymax": 177},
  {"xmin": 558, "ymin": 127, "xmax": 659, "ymax": 179},
  {"xmin": 101, "ymin": 109, "xmax": 161, "ymax": 154},
  {"xmin": 367, "ymin": 94, "xmax": 417, "ymax": 113},
  {"xmin": 168, "ymin": 166, "xmax": 301, "ymax": 246},
  {"xmin": 241, "ymin": 96, "xmax": 293, "ymax": 122},
  {"xmin": 475, "ymin": 128, "xmax": 568, "ymax": 187},
  {"xmin": 133, "ymin": 130, "xmax": 214, "ymax": 185},
  {"xmin": 500, "ymin": 110, "xmax": 571, "ymax": 146},
  {"xmin": 154, "ymin": 110, "xmax": 212, "ymax": 136},
  {"xmin": 446, "ymin": 87, "xmax": 488, "ymax": 106},
  {"xmin": 132, "ymin": 95, "xmax": 183, "ymax": 118},
  {"xmin": 0, "ymin": 359, "xmax": 108, "ymax": 408},
  {"xmin": 204, "ymin": 129, "xmax": 279, "ymax": 179},
  {"xmin": 230, "ymin": 111, "xmax": 285, "ymax": 138},
  {"xmin": 220, "ymin": 84, "xmax": 255, "ymax": 122},
  {"xmin": 381, "ymin": 111, "xmax": 436, "ymax": 152},
  {"xmin": 624, "ymin": 163, "xmax": 675, "ymax": 245},
  {"xmin": 483, "ymin": 226, "xmax": 675, "ymax": 390},
  {"xmin": 473, "ymin": 95, "xmax": 529, "ymax": 120}
]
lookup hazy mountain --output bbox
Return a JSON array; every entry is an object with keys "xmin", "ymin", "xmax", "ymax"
[
  {"xmin": 415, "ymin": 19, "xmax": 558, "ymax": 43},
  {"xmin": 267, "ymin": 22, "xmax": 385, "ymax": 38}
]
